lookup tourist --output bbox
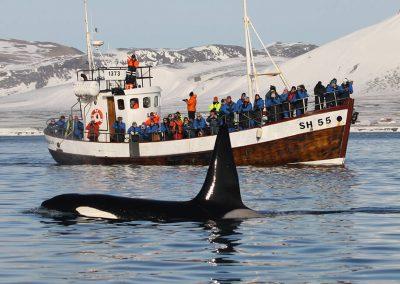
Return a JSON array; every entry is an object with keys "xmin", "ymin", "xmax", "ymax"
[
  {"xmin": 236, "ymin": 93, "xmax": 246, "ymax": 110},
  {"xmin": 296, "ymin": 85, "xmax": 309, "ymax": 116},
  {"xmin": 193, "ymin": 113, "xmax": 207, "ymax": 136},
  {"xmin": 183, "ymin": 117, "xmax": 196, "ymax": 138},
  {"xmin": 221, "ymin": 96, "xmax": 237, "ymax": 129},
  {"xmin": 72, "ymin": 116, "xmax": 84, "ymax": 140},
  {"xmin": 86, "ymin": 119, "xmax": 99, "ymax": 142},
  {"xmin": 147, "ymin": 121, "xmax": 160, "ymax": 142},
  {"xmin": 127, "ymin": 54, "xmax": 140, "ymax": 72},
  {"xmin": 113, "ymin": 117, "xmax": 126, "ymax": 143},
  {"xmin": 183, "ymin": 91, "xmax": 197, "ymax": 120},
  {"xmin": 160, "ymin": 118, "xmax": 172, "ymax": 141},
  {"xmin": 65, "ymin": 115, "xmax": 74, "ymax": 138},
  {"xmin": 55, "ymin": 115, "xmax": 66, "ymax": 137},
  {"xmin": 314, "ymin": 81, "xmax": 326, "ymax": 110},
  {"xmin": 170, "ymin": 115, "xmax": 184, "ymax": 140},
  {"xmin": 279, "ymin": 89, "xmax": 290, "ymax": 119},
  {"xmin": 288, "ymin": 86, "xmax": 297, "ymax": 117},
  {"xmin": 239, "ymin": 97, "xmax": 253, "ymax": 129},
  {"xmin": 208, "ymin": 96, "xmax": 221, "ymax": 112},
  {"xmin": 326, "ymin": 79, "xmax": 340, "ymax": 107},
  {"xmin": 253, "ymin": 94, "xmax": 264, "ymax": 126},
  {"xmin": 207, "ymin": 110, "xmax": 220, "ymax": 135}
]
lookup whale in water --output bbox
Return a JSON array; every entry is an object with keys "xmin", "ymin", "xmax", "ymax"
[{"xmin": 41, "ymin": 125, "xmax": 261, "ymax": 221}]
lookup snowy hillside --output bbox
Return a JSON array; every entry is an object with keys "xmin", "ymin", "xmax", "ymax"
[
  {"xmin": 0, "ymin": 39, "xmax": 84, "ymax": 96},
  {"xmin": 262, "ymin": 14, "xmax": 400, "ymax": 125},
  {"xmin": 0, "ymin": 40, "xmax": 315, "ymax": 96}
]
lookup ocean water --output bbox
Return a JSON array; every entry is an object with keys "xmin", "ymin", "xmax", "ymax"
[{"xmin": 0, "ymin": 133, "xmax": 399, "ymax": 283}]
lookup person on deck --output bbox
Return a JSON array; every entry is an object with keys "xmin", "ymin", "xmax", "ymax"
[
  {"xmin": 295, "ymin": 85, "xmax": 309, "ymax": 116},
  {"xmin": 288, "ymin": 86, "xmax": 298, "ymax": 117},
  {"xmin": 253, "ymin": 94, "xmax": 264, "ymax": 126},
  {"xmin": 86, "ymin": 119, "xmax": 100, "ymax": 142},
  {"xmin": 127, "ymin": 122, "xmax": 139, "ymax": 135},
  {"xmin": 112, "ymin": 117, "xmax": 126, "ymax": 143},
  {"xmin": 325, "ymin": 79, "xmax": 340, "ymax": 108},
  {"xmin": 183, "ymin": 92, "xmax": 197, "ymax": 120},
  {"xmin": 338, "ymin": 80, "xmax": 354, "ymax": 105},
  {"xmin": 220, "ymin": 96, "xmax": 237, "ymax": 129},
  {"xmin": 65, "ymin": 115, "xmax": 74, "ymax": 138},
  {"xmin": 160, "ymin": 118, "xmax": 172, "ymax": 141},
  {"xmin": 145, "ymin": 112, "xmax": 160, "ymax": 126},
  {"xmin": 265, "ymin": 89, "xmax": 281, "ymax": 122},
  {"xmin": 72, "ymin": 116, "xmax": 84, "ymax": 140},
  {"xmin": 236, "ymin": 93, "xmax": 246, "ymax": 110},
  {"xmin": 279, "ymin": 89, "xmax": 290, "ymax": 119},
  {"xmin": 207, "ymin": 110, "xmax": 220, "ymax": 135},
  {"xmin": 208, "ymin": 96, "xmax": 221, "ymax": 112},
  {"xmin": 127, "ymin": 54, "xmax": 140, "ymax": 72},
  {"xmin": 193, "ymin": 113, "xmax": 207, "ymax": 136},
  {"xmin": 239, "ymin": 97, "xmax": 253, "ymax": 129},
  {"xmin": 183, "ymin": 117, "xmax": 196, "ymax": 139},
  {"xmin": 55, "ymin": 116, "xmax": 66, "ymax": 137},
  {"xmin": 170, "ymin": 115, "xmax": 184, "ymax": 140},
  {"xmin": 314, "ymin": 81, "xmax": 326, "ymax": 110},
  {"xmin": 147, "ymin": 121, "xmax": 160, "ymax": 142}
]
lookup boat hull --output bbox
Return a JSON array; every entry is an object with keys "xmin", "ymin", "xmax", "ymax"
[{"xmin": 46, "ymin": 100, "xmax": 353, "ymax": 167}]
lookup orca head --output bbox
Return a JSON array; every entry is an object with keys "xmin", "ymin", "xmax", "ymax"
[{"xmin": 193, "ymin": 125, "xmax": 253, "ymax": 217}]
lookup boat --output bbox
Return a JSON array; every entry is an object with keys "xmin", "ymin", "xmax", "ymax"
[{"xmin": 44, "ymin": 0, "xmax": 356, "ymax": 166}]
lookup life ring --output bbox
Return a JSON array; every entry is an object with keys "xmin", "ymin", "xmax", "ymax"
[{"xmin": 91, "ymin": 109, "xmax": 104, "ymax": 125}]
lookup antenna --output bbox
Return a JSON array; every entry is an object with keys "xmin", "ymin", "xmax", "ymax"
[
  {"xmin": 84, "ymin": 0, "xmax": 95, "ymax": 70},
  {"xmin": 242, "ymin": 0, "xmax": 290, "ymax": 98}
]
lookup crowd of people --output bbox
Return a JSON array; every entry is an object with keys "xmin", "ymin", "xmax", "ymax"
[{"xmin": 46, "ymin": 78, "xmax": 353, "ymax": 143}]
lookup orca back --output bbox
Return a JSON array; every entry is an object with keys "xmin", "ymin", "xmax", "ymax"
[{"xmin": 193, "ymin": 125, "xmax": 247, "ymax": 210}]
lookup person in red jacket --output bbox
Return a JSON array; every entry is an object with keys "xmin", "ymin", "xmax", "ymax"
[
  {"xmin": 127, "ymin": 54, "xmax": 140, "ymax": 72},
  {"xmin": 170, "ymin": 115, "xmax": 184, "ymax": 140},
  {"xmin": 86, "ymin": 119, "xmax": 100, "ymax": 142}
]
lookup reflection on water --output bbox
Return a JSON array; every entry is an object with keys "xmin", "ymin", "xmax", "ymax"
[{"xmin": 0, "ymin": 133, "xmax": 400, "ymax": 282}]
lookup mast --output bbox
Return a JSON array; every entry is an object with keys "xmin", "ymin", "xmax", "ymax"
[
  {"xmin": 84, "ymin": 0, "xmax": 94, "ymax": 70},
  {"xmin": 243, "ymin": 0, "xmax": 254, "ymax": 101},
  {"xmin": 242, "ymin": 0, "xmax": 290, "ymax": 96}
]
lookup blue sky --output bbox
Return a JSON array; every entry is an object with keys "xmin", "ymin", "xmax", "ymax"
[{"xmin": 0, "ymin": 0, "xmax": 399, "ymax": 50}]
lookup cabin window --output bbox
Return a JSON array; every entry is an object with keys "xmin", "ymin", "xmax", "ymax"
[
  {"xmin": 130, "ymin": 98, "xmax": 139, "ymax": 109},
  {"xmin": 154, "ymin": 96, "xmax": 159, "ymax": 107},
  {"xmin": 143, "ymin": 97, "xmax": 151, "ymax": 108},
  {"xmin": 117, "ymin": 99, "xmax": 125, "ymax": 110}
]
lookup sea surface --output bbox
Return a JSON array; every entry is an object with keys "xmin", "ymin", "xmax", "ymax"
[{"xmin": 0, "ymin": 133, "xmax": 399, "ymax": 283}]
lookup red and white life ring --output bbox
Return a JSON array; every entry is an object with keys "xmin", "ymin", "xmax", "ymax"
[{"xmin": 91, "ymin": 109, "xmax": 104, "ymax": 125}]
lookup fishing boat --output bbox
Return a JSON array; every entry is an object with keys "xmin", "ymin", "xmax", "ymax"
[{"xmin": 44, "ymin": 0, "xmax": 356, "ymax": 166}]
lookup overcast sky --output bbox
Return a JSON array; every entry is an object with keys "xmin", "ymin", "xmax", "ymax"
[{"xmin": 0, "ymin": 0, "xmax": 399, "ymax": 50}]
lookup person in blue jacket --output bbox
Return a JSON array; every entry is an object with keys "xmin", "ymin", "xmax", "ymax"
[
  {"xmin": 236, "ymin": 93, "xmax": 246, "ymax": 110},
  {"xmin": 193, "ymin": 113, "xmax": 207, "ymax": 136},
  {"xmin": 147, "ymin": 121, "xmax": 160, "ymax": 141},
  {"xmin": 112, "ymin": 116, "xmax": 126, "ymax": 143},
  {"xmin": 253, "ymin": 94, "xmax": 264, "ymax": 126},
  {"xmin": 127, "ymin": 122, "xmax": 141, "ymax": 142},
  {"xmin": 183, "ymin": 117, "xmax": 196, "ymax": 138},
  {"xmin": 138, "ymin": 123, "xmax": 149, "ymax": 141},
  {"xmin": 295, "ymin": 85, "xmax": 309, "ymax": 116},
  {"xmin": 239, "ymin": 97, "xmax": 253, "ymax": 129},
  {"xmin": 265, "ymin": 89, "xmax": 281, "ymax": 122},
  {"xmin": 338, "ymin": 80, "xmax": 354, "ymax": 105},
  {"xmin": 55, "ymin": 115, "xmax": 66, "ymax": 137},
  {"xmin": 72, "ymin": 116, "xmax": 84, "ymax": 140},
  {"xmin": 279, "ymin": 89, "xmax": 290, "ymax": 119},
  {"xmin": 220, "ymin": 96, "xmax": 237, "ymax": 129},
  {"xmin": 325, "ymin": 79, "xmax": 340, "ymax": 108}
]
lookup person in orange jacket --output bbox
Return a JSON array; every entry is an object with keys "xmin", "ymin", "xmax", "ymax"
[
  {"xmin": 127, "ymin": 54, "xmax": 140, "ymax": 72},
  {"xmin": 183, "ymin": 91, "xmax": 197, "ymax": 120},
  {"xmin": 170, "ymin": 114, "xmax": 184, "ymax": 140},
  {"xmin": 145, "ymin": 112, "xmax": 160, "ymax": 126}
]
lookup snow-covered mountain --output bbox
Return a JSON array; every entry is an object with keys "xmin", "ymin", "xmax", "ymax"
[
  {"xmin": 263, "ymin": 14, "xmax": 400, "ymax": 125},
  {"xmin": 0, "ymin": 39, "xmax": 316, "ymax": 96}
]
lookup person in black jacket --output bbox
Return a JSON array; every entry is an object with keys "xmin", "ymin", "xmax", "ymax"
[{"xmin": 314, "ymin": 81, "xmax": 326, "ymax": 110}]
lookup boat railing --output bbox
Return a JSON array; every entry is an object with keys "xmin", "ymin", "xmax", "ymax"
[
  {"xmin": 44, "ymin": 96, "xmax": 352, "ymax": 143},
  {"xmin": 77, "ymin": 66, "xmax": 154, "ymax": 90}
]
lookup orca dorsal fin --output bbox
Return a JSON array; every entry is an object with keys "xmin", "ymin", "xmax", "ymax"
[{"xmin": 193, "ymin": 125, "xmax": 246, "ymax": 209}]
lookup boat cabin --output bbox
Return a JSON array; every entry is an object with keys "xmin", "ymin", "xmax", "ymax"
[{"xmin": 73, "ymin": 66, "xmax": 162, "ymax": 142}]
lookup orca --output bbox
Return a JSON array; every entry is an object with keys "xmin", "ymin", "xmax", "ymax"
[{"xmin": 41, "ymin": 126, "xmax": 261, "ymax": 221}]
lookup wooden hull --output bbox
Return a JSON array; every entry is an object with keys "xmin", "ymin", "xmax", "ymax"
[{"xmin": 47, "ymin": 100, "xmax": 354, "ymax": 167}]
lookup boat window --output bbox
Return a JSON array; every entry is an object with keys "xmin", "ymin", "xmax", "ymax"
[
  {"xmin": 154, "ymin": 96, "xmax": 159, "ymax": 107},
  {"xmin": 117, "ymin": 99, "xmax": 125, "ymax": 110},
  {"xmin": 130, "ymin": 98, "xmax": 139, "ymax": 109},
  {"xmin": 143, "ymin": 97, "xmax": 151, "ymax": 108}
]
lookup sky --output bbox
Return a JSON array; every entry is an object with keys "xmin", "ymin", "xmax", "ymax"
[{"xmin": 0, "ymin": 0, "xmax": 399, "ymax": 50}]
